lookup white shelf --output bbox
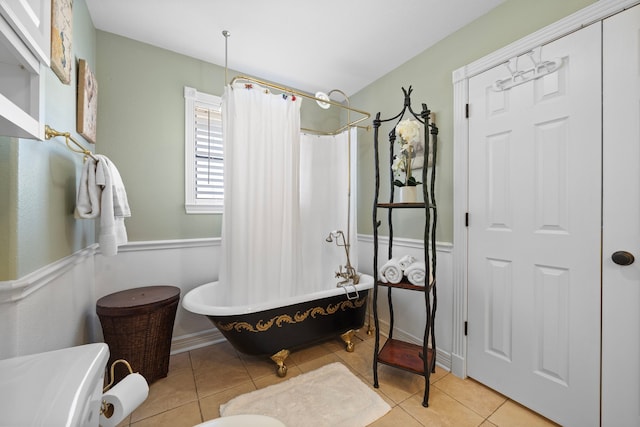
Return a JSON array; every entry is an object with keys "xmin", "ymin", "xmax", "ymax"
[{"xmin": 0, "ymin": 0, "xmax": 49, "ymax": 140}]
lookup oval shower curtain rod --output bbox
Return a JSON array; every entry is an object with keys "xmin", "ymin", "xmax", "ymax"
[
  {"xmin": 222, "ymin": 30, "xmax": 370, "ymax": 135},
  {"xmin": 230, "ymin": 75, "xmax": 371, "ymax": 135}
]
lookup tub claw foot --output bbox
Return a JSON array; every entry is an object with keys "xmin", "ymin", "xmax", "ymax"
[
  {"xmin": 271, "ymin": 349, "xmax": 290, "ymax": 377},
  {"xmin": 340, "ymin": 329, "xmax": 356, "ymax": 352}
]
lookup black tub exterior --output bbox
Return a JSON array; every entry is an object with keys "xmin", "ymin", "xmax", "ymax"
[{"xmin": 207, "ymin": 290, "xmax": 369, "ymax": 356}]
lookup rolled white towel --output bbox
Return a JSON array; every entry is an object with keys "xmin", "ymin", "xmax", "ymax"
[
  {"xmin": 379, "ymin": 259, "xmax": 403, "ymax": 284},
  {"xmin": 398, "ymin": 254, "xmax": 416, "ymax": 270},
  {"xmin": 405, "ymin": 261, "xmax": 428, "ymax": 286}
]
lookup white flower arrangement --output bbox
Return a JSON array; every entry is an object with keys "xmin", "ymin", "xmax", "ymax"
[{"xmin": 392, "ymin": 119, "xmax": 422, "ymax": 187}]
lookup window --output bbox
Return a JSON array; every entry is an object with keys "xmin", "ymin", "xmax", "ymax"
[{"xmin": 184, "ymin": 86, "xmax": 223, "ymax": 213}]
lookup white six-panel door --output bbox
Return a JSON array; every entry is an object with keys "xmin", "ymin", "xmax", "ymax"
[
  {"xmin": 602, "ymin": 4, "xmax": 640, "ymax": 427},
  {"xmin": 467, "ymin": 23, "xmax": 602, "ymax": 426}
]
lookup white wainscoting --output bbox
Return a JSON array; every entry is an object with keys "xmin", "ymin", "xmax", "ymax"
[
  {"xmin": 93, "ymin": 238, "xmax": 223, "ymax": 353},
  {"xmin": 0, "ymin": 245, "xmax": 98, "ymax": 359},
  {"xmin": 358, "ymin": 234, "xmax": 453, "ymax": 371},
  {"xmin": 0, "ymin": 236, "xmax": 453, "ymax": 367}
]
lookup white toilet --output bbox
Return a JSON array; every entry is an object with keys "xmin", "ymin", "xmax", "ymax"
[
  {"xmin": 195, "ymin": 414, "xmax": 286, "ymax": 427},
  {"xmin": 0, "ymin": 343, "xmax": 284, "ymax": 427},
  {"xmin": 0, "ymin": 343, "xmax": 109, "ymax": 426}
]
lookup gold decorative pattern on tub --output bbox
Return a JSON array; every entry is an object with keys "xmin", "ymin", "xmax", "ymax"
[{"xmin": 216, "ymin": 298, "xmax": 367, "ymax": 333}]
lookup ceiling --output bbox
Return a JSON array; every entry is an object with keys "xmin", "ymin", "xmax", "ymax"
[{"xmin": 85, "ymin": 0, "xmax": 505, "ymax": 97}]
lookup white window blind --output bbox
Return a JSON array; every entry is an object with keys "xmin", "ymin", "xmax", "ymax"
[{"xmin": 184, "ymin": 86, "xmax": 223, "ymax": 213}]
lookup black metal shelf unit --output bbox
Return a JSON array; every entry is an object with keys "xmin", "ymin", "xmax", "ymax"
[{"xmin": 372, "ymin": 86, "xmax": 439, "ymax": 407}]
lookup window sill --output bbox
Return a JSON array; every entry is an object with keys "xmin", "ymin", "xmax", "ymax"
[{"xmin": 185, "ymin": 204, "xmax": 223, "ymax": 214}]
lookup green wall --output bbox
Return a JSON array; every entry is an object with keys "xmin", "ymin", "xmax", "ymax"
[
  {"xmin": 0, "ymin": 138, "xmax": 17, "ymax": 278},
  {"xmin": 0, "ymin": 0, "xmax": 596, "ymax": 280},
  {"xmin": 97, "ymin": 0, "xmax": 593, "ymax": 246},
  {"xmin": 95, "ymin": 33, "xmax": 223, "ymax": 241},
  {"xmin": 95, "ymin": 32, "xmax": 340, "ymax": 241},
  {"xmin": 0, "ymin": 0, "xmax": 97, "ymax": 280},
  {"xmin": 352, "ymin": 0, "xmax": 595, "ymax": 242}
]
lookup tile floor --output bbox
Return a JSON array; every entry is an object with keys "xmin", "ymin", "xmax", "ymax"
[{"xmin": 116, "ymin": 330, "xmax": 560, "ymax": 427}]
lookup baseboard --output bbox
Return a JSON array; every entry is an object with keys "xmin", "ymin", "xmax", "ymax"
[
  {"xmin": 170, "ymin": 328, "xmax": 226, "ymax": 354},
  {"xmin": 451, "ymin": 353, "xmax": 466, "ymax": 378},
  {"xmin": 170, "ymin": 320, "xmax": 452, "ymax": 372}
]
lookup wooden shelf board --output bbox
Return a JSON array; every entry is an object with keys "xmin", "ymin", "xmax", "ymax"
[
  {"xmin": 377, "ymin": 280, "xmax": 426, "ymax": 291},
  {"xmin": 377, "ymin": 338, "xmax": 434, "ymax": 375},
  {"xmin": 377, "ymin": 202, "xmax": 436, "ymax": 209},
  {"xmin": 376, "ymin": 278, "xmax": 436, "ymax": 292}
]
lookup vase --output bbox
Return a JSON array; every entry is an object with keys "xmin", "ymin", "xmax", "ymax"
[{"xmin": 397, "ymin": 186, "xmax": 418, "ymax": 203}]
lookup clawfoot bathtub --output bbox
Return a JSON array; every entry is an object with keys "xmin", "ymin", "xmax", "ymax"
[{"xmin": 183, "ymin": 274, "xmax": 373, "ymax": 376}]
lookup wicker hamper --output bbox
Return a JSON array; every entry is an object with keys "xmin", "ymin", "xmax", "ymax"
[{"xmin": 96, "ymin": 285, "xmax": 180, "ymax": 384}]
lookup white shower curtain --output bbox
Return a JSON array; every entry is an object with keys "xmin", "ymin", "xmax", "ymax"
[
  {"xmin": 299, "ymin": 129, "xmax": 358, "ymax": 296},
  {"xmin": 220, "ymin": 83, "xmax": 357, "ymax": 305}
]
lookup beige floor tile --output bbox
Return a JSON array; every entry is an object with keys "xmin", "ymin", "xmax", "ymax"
[
  {"xmin": 199, "ymin": 381, "xmax": 257, "ymax": 421},
  {"xmin": 238, "ymin": 352, "xmax": 281, "ymax": 380},
  {"xmin": 368, "ymin": 406, "xmax": 423, "ymax": 427},
  {"xmin": 288, "ymin": 341, "xmax": 334, "ymax": 365},
  {"xmin": 193, "ymin": 360, "xmax": 252, "ymax": 399},
  {"xmin": 488, "ymin": 400, "xmax": 560, "ymax": 427},
  {"xmin": 355, "ymin": 326, "xmax": 377, "ymax": 341},
  {"xmin": 335, "ymin": 341, "xmax": 375, "ymax": 377},
  {"xmin": 121, "ymin": 337, "xmax": 554, "ymax": 426},
  {"xmin": 429, "ymin": 365, "xmax": 450, "ymax": 382},
  {"xmin": 322, "ymin": 336, "xmax": 352, "ymax": 353},
  {"xmin": 168, "ymin": 351, "xmax": 193, "ymax": 372},
  {"xmin": 373, "ymin": 364, "xmax": 426, "ymax": 404},
  {"xmin": 252, "ymin": 364, "xmax": 303, "ymax": 389},
  {"xmin": 433, "ymin": 374, "xmax": 507, "ymax": 418},
  {"xmin": 110, "ymin": 415, "xmax": 130, "ymax": 427},
  {"xmin": 401, "ymin": 386, "xmax": 485, "ymax": 427},
  {"xmin": 130, "ymin": 401, "xmax": 202, "ymax": 427},
  {"xmin": 190, "ymin": 342, "xmax": 240, "ymax": 369},
  {"xmin": 295, "ymin": 351, "xmax": 343, "ymax": 373},
  {"xmin": 130, "ymin": 368, "xmax": 198, "ymax": 423}
]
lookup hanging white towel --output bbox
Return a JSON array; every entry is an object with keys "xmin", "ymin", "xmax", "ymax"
[
  {"xmin": 110, "ymin": 163, "xmax": 131, "ymax": 218},
  {"xmin": 74, "ymin": 157, "xmax": 100, "ymax": 219},
  {"xmin": 404, "ymin": 261, "xmax": 430, "ymax": 287},
  {"xmin": 379, "ymin": 258, "xmax": 403, "ymax": 284},
  {"xmin": 95, "ymin": 155, "xmax": 130, "ymax": 256},
  {"xmin": 74, "ymin": 155, "xmax": 130, "ymax": 256}
]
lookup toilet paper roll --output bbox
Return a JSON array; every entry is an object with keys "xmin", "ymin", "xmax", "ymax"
[{"xmin": 99, "ymin": 373, "xmax": 149, "ymax": 427}]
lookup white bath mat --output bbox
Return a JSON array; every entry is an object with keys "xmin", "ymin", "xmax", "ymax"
[{"xmin": 220, "ymin": 362, "xmax": 391, "ymax": 427}]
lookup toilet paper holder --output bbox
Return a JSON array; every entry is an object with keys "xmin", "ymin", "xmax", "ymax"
[
  {"xmin": 101, "ymin": 359, "xmax": 135, "ymax": 418},
  {"xmin": 103, "ymin": 359, "xmax": 135, "ymax": 392}
]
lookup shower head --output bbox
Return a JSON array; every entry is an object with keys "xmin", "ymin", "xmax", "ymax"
[
  {"xmin": 315, "ymin": 92, "xmax": 331, "ymax": 109},
  {"xmin": 315, "ymin": 89, "xmax": 351, "ymax": 110}
]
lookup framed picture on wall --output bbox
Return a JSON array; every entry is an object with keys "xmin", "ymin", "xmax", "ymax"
[
  {"xmin": 51, "ymin": 0, "xmax": 73, "ymax": 84},
  {"xmin": 77, "ymin": 59, "xmax": 98, "ymax": 144}
]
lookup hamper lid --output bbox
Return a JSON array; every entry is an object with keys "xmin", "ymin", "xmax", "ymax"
[{"xmin": 97, "ymin": 285, "xmax": 180, "ymax": 315}]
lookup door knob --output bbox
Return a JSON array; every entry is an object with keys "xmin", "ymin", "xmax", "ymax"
[{"xmin": 612, "ymin": 251, "xmax": 635, "ymax": 266}]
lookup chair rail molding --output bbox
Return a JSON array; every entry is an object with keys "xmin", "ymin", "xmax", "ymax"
[{"xmin": 0, "ymin": 245, "xmax": 97, "ymax": 304}]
